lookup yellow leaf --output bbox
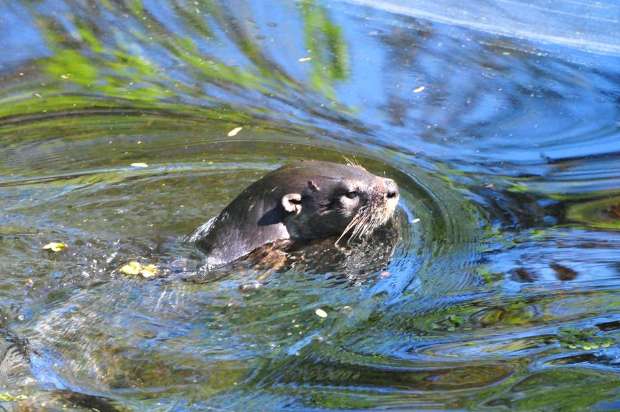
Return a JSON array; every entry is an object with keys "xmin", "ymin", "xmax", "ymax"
[
  {"xmin": 0, "ymin": 392, "xmax": 27, "ymax": 401},
  {"xmin": 119, "ymin": 261, "xmax": 159, "ymax": 278},
  {"xmin": 140, "ymin": 264, "xmax": 159, "ymax": 279},
  {"xmin": 120, "ymin": 261, "xmax": 142, "ymax": 275},
  {"xmin": 43, "ymin": 242, "xmax": 67, "ymax": 252}
]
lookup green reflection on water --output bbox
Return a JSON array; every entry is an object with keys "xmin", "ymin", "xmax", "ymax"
[
  {"xmin": 301, "ymin": 0, "xmax": 349, "ymax": 100},
  {"xmin": 567, "ymin": 196, "xmax": 620, "ymax": 230}
]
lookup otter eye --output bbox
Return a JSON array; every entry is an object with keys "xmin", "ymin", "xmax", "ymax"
[{"xmin": 344, "ymin": 191, "xmax": 358, "ymax": 199}]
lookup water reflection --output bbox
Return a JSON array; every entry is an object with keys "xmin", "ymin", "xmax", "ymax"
[{"xmin": 1, "ymin": 0, "xmax": 620, "ymax": 410}]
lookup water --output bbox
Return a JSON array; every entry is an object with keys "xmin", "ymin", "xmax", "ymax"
[{"xmin": 1, "ymin": 0, "xmax": 620, "ymax": 410}]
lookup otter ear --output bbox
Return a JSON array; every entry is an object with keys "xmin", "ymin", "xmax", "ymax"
[
  {"xmin": 282, "ymin": 193, "xmax": 302, "ymax": 214},
  {"xmin": 307, "ymin": 180, "xmax": 320, "ymax": 192}
]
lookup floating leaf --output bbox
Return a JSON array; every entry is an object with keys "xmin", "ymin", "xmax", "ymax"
[
  {"xmin": 119, "ymin": 261, "xmax": 159, "ymax": 278},
  {"xmin": 0, "ymin": 392, "xmax": 27, "ymax": 402},
  {"xmin": 120, "ymin": 261, "xmax": 142, "ymax": 275},
  {"xmin": 227, "ymin": 126, "xmax": 243, "ymax": 137},
  {"xmin": 140, "ymin": 264, "xmax": 159, "ymax": 279},
  {"xmin": 42, "ymin": 242, "xmax": 67, "ymax": 252},
  {"xmin": 315, "ymin": 308, "xmax": 328, "ymax": 318}
]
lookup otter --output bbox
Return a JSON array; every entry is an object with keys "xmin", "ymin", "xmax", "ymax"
[{"xmin": 189, "ymin": 160, "xmax": 399, "ymax": 266}]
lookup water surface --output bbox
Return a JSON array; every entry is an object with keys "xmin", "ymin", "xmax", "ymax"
[{"xmin": 1, "ymin": 0, "xmax": 620, "ymax": 410}]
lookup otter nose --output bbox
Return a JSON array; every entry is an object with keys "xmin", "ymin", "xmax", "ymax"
[{"xmin": 383, "ymin": 178, "xmax": 399, "ymax": 200}]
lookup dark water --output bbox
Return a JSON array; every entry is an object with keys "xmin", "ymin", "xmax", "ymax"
[{"xmin": 1, "ymin": 0, "xmax": 620, "ymax": 410}]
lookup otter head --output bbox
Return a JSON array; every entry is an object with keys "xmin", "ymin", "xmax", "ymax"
[{"xmin": 280, "ymin": 163, "xmax": 399, "ymax": 244}]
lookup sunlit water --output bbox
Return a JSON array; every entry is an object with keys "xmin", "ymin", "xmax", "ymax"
[{"xmin": 1, "ymin": 0, "xmax": 620, "ymax": 410}]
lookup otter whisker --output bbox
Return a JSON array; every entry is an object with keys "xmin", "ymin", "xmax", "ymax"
[
  {"xmin": 337, "ymin": 214, "xmax": 362, "ymax": 242},
  {"xmin": 345, "ymin": 207, "xmax": 375, "ymax": 244},
  {"xmin": 342, "ymin": 156, "xmax": 367, "ymax": 171},
  {"xmin": 350, "ymin": 211, "xmax": 372, "ymax": 241},
  {"xmin": 367, "ymin": 217, "xmax": 381, "ymax": 237},
  {"xmin": 358, "ymin": 210, "xmax": 384, "ymax": 240},
  {"xmin": 355, "ymin": 221, "xmax": 372, "ymax": 241},
  {"xmin": 347, "ymin": 220, "xmax": 367, "ymax": 243},
  {"xmin": 335, "ymin": 209, "xmax": 368, "ymax": 246},
  {"xmin": 339, "ymin": 214, "xmax": 365, "ymax": 240}
]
